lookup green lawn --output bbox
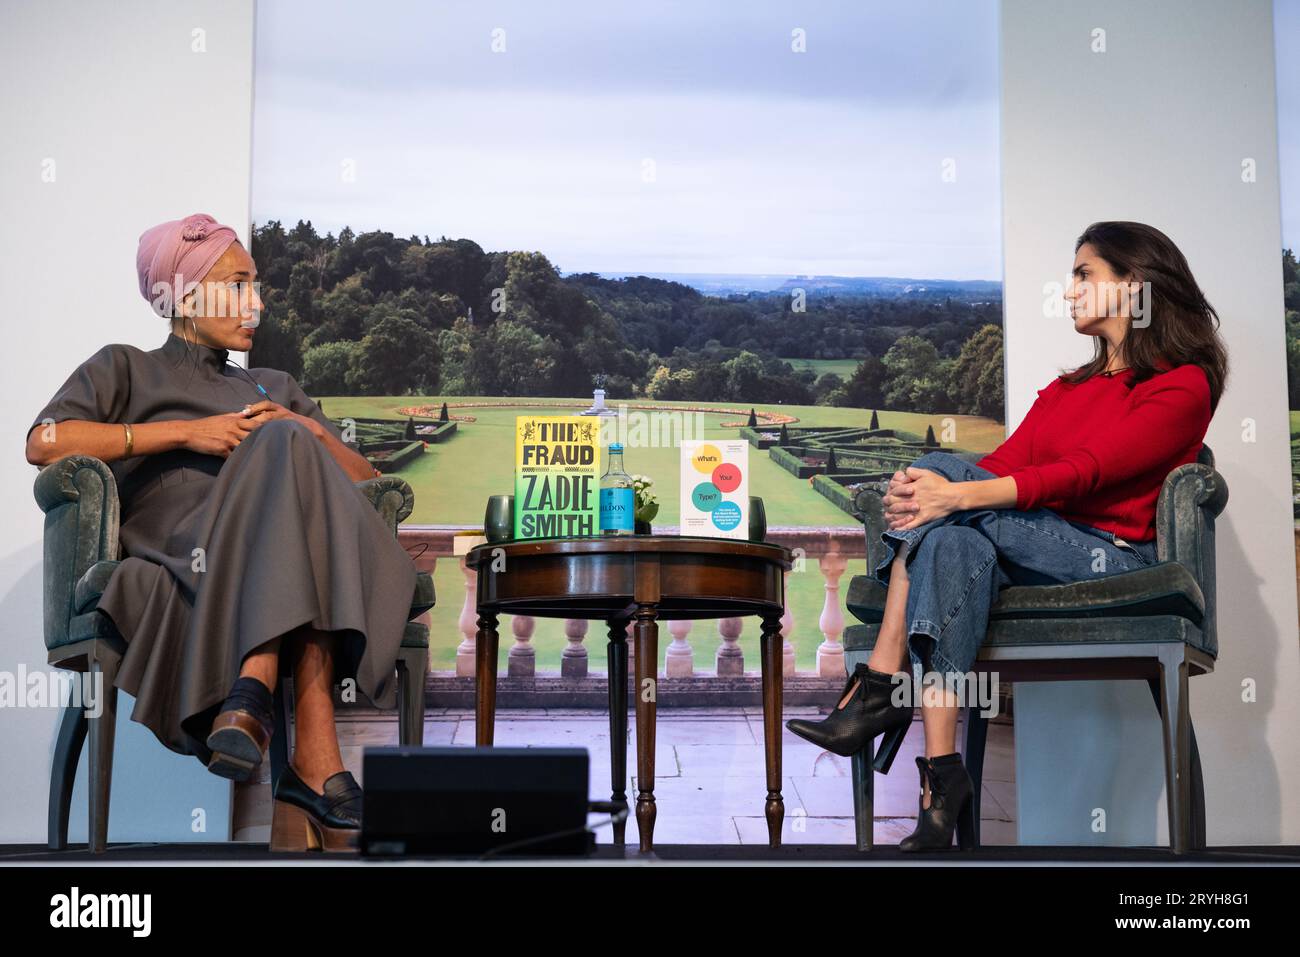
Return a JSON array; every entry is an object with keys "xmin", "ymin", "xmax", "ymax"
[{"xmin": 317, "ymin": 394, "xmax": 1005, "ymax": 671}]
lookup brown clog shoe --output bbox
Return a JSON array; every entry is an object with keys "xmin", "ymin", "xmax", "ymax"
[{"xmin": 205, "ymin": 678, "xmax": 275, "ymax": 782}]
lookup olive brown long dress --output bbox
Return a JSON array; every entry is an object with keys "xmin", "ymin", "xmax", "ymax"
[{"xmin": 27, "ymin": 331, "xmax": 418, "ymax": 767}]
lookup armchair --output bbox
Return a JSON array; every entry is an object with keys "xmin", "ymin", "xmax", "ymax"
[
  {"xmin": 35, "ymin": 454, "xmax": 435, "ymax": 852},
  {"xmin": 842, "ymin": 445, "xmax": 1227, "ymax": 854}
]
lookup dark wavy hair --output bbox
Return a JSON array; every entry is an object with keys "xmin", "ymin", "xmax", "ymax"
[{"xmin": 1063, "ymin": 221, "xmax": 1228, "ymax": 412}]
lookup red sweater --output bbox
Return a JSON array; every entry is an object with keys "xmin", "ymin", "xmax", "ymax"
[{"xmin": 975, "ymin": 364, "xmax": 1212, "ymax": 542}]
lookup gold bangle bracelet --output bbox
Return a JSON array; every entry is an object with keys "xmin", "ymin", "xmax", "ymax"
[{"xmin": 123, "ymin": 422, "xmax": 134, "ymax": 457}]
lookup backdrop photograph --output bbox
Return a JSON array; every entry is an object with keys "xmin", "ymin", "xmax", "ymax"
[{"xmin": 249, "ymin": 0, "xmax": 1007, "ymax": 683}]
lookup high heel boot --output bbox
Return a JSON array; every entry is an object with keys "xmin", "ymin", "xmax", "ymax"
[
  {"xmin": 786, "ymin": 662, "xmax": 912, "ymax": 758},
  {"xmin": 898, "ymin": 752, "xmax": 977, "ymax": 852}
]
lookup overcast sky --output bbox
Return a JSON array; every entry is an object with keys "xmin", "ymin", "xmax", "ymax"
[{"xmin": 251, "ymin": 0, "xmax": 1002, "ymax": 280}]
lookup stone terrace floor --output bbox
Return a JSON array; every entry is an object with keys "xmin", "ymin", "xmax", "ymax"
[{"xmin": 232, "ymin": 705, "xmax": 1018, "ymax": 847}]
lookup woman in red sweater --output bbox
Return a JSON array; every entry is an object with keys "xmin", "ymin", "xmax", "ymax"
[{"xmin": 787, "ymin": 221, "xmax": 1228, "ymax": 851}]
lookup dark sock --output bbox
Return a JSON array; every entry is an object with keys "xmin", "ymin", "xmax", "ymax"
[{"xmin": 220, "ymin": 676, "xmax": 274, "ymax": 725}]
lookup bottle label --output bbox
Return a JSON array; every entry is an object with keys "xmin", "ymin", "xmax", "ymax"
[{"xmin": 600, "ymin": 487, "xmax": 635, "ymax": 531}]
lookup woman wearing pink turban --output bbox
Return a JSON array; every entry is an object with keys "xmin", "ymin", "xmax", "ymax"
[{"xmin": 26, "ymin": 213, "xmax": 418, "ymax": 852}]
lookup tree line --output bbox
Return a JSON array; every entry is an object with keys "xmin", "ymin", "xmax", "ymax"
[{"xmin": 248, "ymin": 220, "xmax": 1006, "ymax": 419}]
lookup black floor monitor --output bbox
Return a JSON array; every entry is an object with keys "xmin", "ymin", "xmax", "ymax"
[{"xmin": 361, "ymin": 746, "xmax": 593, "ymax": 857}]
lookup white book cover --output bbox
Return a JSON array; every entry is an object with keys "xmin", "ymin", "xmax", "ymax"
[{"xmin": 679, "ymin": 440, "xmax": 749, "ymax": 539}]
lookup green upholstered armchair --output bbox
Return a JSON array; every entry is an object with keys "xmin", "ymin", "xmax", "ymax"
[
  {"xmin": 34, "ymin": 453, "xmax": 436, "ymax": 853},
  {"xmin": 842, "ymin": 445, "xmax": 1226, "ymax": 854}
]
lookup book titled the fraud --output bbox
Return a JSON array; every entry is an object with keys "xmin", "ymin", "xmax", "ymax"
[
  {"xmin": 679, "ymin": 439, "xmax": 749, "ymax": 539},
  {"xmin": 514, "ymin": 415, "xmax": 601, "ymax": 539}
]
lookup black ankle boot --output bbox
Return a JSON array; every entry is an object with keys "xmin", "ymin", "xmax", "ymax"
[
  {"xmin": 786, "ymin": 663, "xmax": 912, "ymax": 757},
  {"xmin": 899, "ymin": 753, "xmax": 977, "ymax": 852}
]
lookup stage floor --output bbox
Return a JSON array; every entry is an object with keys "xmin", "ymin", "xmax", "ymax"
[
  {"xmin": 235, "ymin": 705, "xmax": 1025, "ymax": 845},
  {"xmin": 3, "ymin": 843, "xmax": 1298, "ymax": 865}
]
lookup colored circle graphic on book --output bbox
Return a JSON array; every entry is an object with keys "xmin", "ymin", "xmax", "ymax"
[
  {"xmin": 711, "ymin": 462, "xmax": 742, "ymax": 493},
  {"xmin": 711, "ymin": 500, "xmax": 742, "ymax": 531},
  {"xmin": 691, "ymin": 444, "xmax": 723, "ymax": 474},
  {"xmin": 691, "ymin": 481, "xmax": 722, "ymax": 511}
]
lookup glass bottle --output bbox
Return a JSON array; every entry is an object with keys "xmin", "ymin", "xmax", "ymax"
[{"xmin": 600, "ymin": 442, "xmax": 635, "ymax": 536}]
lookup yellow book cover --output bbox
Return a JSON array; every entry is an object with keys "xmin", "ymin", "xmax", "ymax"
[{"xmin": 514, "ymin": 415, "xmax": 601, "ymax": 539}]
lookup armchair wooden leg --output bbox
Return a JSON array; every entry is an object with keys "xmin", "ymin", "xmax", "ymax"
[
  {"xmin": 1148, "ymin": 660, "xmax": 1205, "ymax": 852},
  {"xmin": 87, "ymin": 641, "xmax": 120, "ymax": 854},
  {"xmin": 396, "ymin": 645, "xmax": 427, "ymax": 747},
  {"xmin": 1188, "ymin": 721, "xmax": 1207, "ymax": 850},
  {"xmin": 962, "ymin": 706, "xmax": 989, "ymax": 849},
  {"xmin": 269, "ymin": 678, "xmax": 290, "ymax": 794},
  {"xmin": 48, "ymin": 697, "xmax": 88, "ymax": 850},
  {"xmin": 851, "ymin": 746, "xmax": 875, "ymax": 851},
  {"xmin": 1155, "ymin": 645, "xmax": 1193, "ymax": 854},
  {"xmin": 851, "ymin": 715, "xmax": 911, "ymax": 850}
]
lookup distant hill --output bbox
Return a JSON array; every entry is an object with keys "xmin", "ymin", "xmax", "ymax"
[
  {"xmin": 771, "ymin": 275, "xmax": 1002, "ymax": 299},
  {"xmin": 592, "ymin": 271, "xmax": 1001, "ymax": 299},
  {"xmin": 593, "ymin": 272, "xmax": 791, "ymax": 294}
]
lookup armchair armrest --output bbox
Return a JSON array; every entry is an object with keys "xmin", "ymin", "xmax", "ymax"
[
  {"xmin": 853, "ymin": 483, "xmax": 889, "ymax": 577},
  {"xmin": 33, "ymin": 460, "xmax": 423, "ymax": 653},
  {"xmin": 354, "ymin": 475, "xmax": 432, "ymax": 623},
  {"xmin": 1155, "ymin": 463, "xmax": 1228, "ymax": 569},
  {"xmin": 354, "ymin": 475, "xmax": 415, "ymax": 536},
  {"xmin": 1155, "ymin": 462, "xmax": 1228, "ymax": 656},
  {"xmin": 33, "ymin": 455, "xmax": 120, "ymax": 652}
]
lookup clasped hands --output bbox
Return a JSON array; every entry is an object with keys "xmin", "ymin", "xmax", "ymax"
[
  {"xmin": 236, "ymin": 399, "xmax": 320, "ymax": 434},
  {"xmin": 882, "ymin": 466, "xmax": 966, "ymax": 531},
  {"xmin": 184, "ymin": 400, "xmax": 322, "ymax": 458}
]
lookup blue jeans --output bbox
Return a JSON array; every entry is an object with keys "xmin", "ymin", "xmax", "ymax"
[{"xmin": 874, "ymin": 452, "xmax": 1159, "ymax": 685}]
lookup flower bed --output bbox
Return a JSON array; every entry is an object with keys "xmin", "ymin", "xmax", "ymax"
[
  {"xmin": 414, "ymin": 421, "xmax": 458, "ymax": 443},
  {"xmin": 368, "ymin": 440, "xmax": 425, "ymax": 473},
  {"xmin": 770, "ymin": 445, "xmax": 824, "ymax": 479},
  {"xmin": 738, "ymin": 426, "xmax": 784, "ymax": 449}
]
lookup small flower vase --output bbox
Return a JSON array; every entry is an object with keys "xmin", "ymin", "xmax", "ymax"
[{"xmin": 634, "ymin": 519, "xmax": 652, "ymax": 535}]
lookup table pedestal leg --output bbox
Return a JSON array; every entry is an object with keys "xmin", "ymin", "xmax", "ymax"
[
  {"xmin": 633, "ymin": 604, "xmax": 658, "ymax": 853},
  {"xmin": 760, "ymin": 612, "xmax": 785, "ymax": 846},
  {"xmin": 606, "ymin": 617, "xmax": 630, "ymax": 846},
  {"xmin": 475, "ymin": 611, "xmax": 499, "ymax": 747}
]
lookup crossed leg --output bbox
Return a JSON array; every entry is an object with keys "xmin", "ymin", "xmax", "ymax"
[
  {"xmin": 864, "ymin": 550, "xmax": 961, "ymax": 810},
  {"xmin": 237, "ymin": 625, "xmax": 348, "ymax": 794}
]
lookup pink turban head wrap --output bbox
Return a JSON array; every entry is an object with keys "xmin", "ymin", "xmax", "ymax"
[{"xmin": 137, "ymin": 213, "xmax": 240, "ymax": 318}]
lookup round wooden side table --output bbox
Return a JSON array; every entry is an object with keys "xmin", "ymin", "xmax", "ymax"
[{"xmin": 466, "ymin": 535, "xmax": 792, "ymax": 852}]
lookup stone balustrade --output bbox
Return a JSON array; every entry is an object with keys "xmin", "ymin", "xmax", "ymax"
[{"xmin": 399, "ymin": 525, "xmax": 866, "ymax": 682}]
